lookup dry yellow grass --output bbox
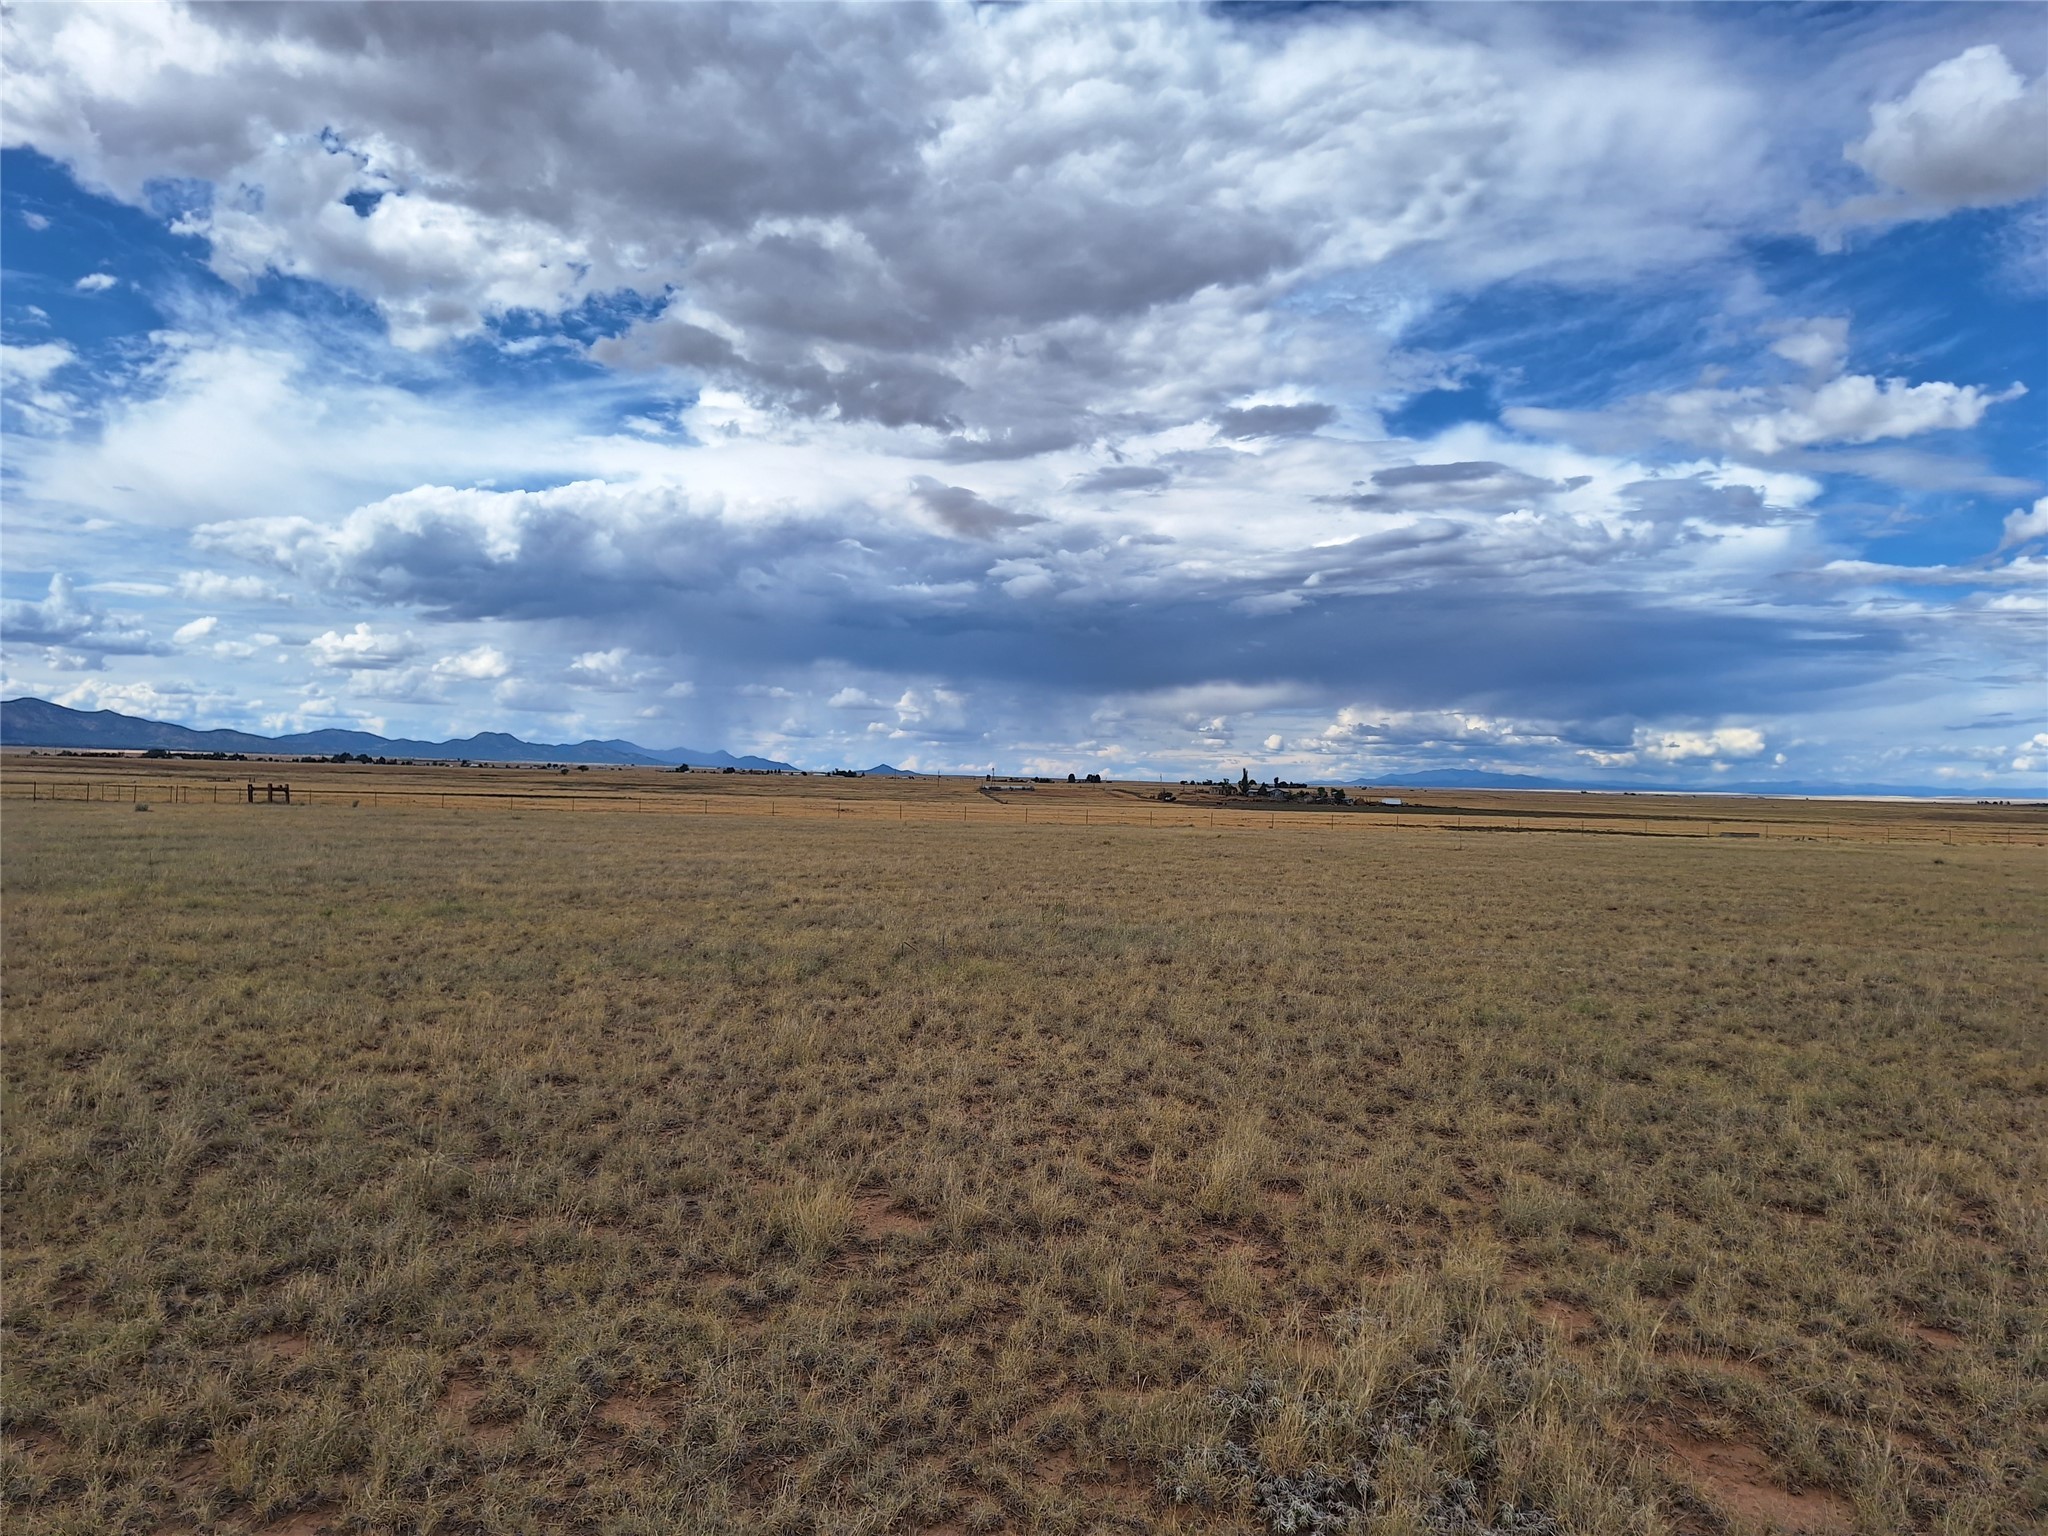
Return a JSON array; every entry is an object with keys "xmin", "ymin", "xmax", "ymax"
[
  {"xmin": 3, "ymin": 756, "xmax": 2042, "ymax": 848},
  {"xmin": 3, "ymin": 796, "xmax": 2043, "ymax": 1535}
]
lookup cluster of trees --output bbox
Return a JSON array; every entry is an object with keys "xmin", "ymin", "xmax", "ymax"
[{"xmin": 1207, "ymin": 768, "xmax": 1349, "ymax": 804}]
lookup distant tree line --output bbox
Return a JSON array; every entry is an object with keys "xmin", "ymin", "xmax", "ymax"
[{"xmin": 1192, "ymin": 768, "xmax": 1349, "ymax": 804}]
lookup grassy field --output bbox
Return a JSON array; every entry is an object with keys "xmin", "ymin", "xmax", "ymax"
[
  {"xmin": 5, "ymin": 755, "xmax": 2043, "ymax": 848},
  {"xmin": 3, "ymin": 796, "xmax": 2043, "ymax": 1535}
]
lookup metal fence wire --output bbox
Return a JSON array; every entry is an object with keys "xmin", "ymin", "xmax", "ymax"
[{"xmin": 3, "ymin": 779, "xmax": 2037, "ymax": 845}]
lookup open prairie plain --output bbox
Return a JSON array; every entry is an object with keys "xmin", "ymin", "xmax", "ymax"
[
  {"xmin": 3, "ymin": 792, "xmax": 2043, "ymax": 1536},
  {"xmin": 4, "ymin": 756, "xmax": 2043, "ymax": 848}
]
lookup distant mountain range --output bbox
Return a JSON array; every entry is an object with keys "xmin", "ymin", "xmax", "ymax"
[
  {"xmin": 5, "ymin": 698, "xmax": 2036, "ymax": 796},
  {"xmin": 1348, "ymin": 767, "xmax": 2043, "ymax": 800},
  {"xmin": 0, "ymin": 697, "xmax": 797, "ymax": 771}
]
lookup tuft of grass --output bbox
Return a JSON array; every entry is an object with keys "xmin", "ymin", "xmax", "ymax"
[{"xmin": 1199, "ymin": 1112, "xmax": 1277, "ymax": 1224}]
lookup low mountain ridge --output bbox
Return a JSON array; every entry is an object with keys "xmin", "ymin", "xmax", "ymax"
[{"xmin": 0, "ymin": 697, "xmax": 796, "ymax": 771}]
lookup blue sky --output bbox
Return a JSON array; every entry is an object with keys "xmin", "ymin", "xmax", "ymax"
[{"xmin": 3, "ymin": 2, "xmax": 2043, "ymax": 785}]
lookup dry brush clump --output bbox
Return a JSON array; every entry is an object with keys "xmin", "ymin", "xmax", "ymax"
[{"xmin": 2, "ymin": 802, "xmax": 2043, "ymax": 1535}]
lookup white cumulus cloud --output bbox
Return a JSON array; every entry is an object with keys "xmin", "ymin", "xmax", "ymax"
[
  {"xmin": 1516, "ymin": 320, "xmax": 2027, "ymax": 461},
  {"xmin": 1840, "ymin": 46, "xmax": 2048, "ymax": 226},
  {"xmin": 1768, "ymin": 317, "xmax": 1849, "ymax": 375},
  {"xmin": 1640, "ymin": 726, "xmax": 1767, "ymax": 763},
  {"xmin": 0, "ymin": 574, "xmax": 158, "ymax": 655},
  {"xmin": 1707, "ymin": 373, "xmax": 2025, "ymax": 456},
  {"xmin": 2000, "ymin": 497, "xmax": 2048, "ymax": 549},
  {"xmin": 566, "ymin": 647, "xmax": 637, "ymax": 690},
  {"xmin": 308, "ymin": 622, "xmax": 420, "ymax": 670},
  {"xmin": 432, "ymin": 644, "xmax": 511, "ymax": 680}
]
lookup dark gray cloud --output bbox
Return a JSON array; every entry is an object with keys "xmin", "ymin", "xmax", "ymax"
[
  {"xmin": 3, "ymin": 0, "xmax": 1876, "ymax": 447},
  {"xmin": 1373, "ymin": 461, "xmax": 1538, "ymax": 489},
  {"xmin": 1620, "ymin": 476, "xmax": 1773, "ymax": 522},
  {"xmin": 1322, "ymin": 461, "xmax": 1581, "ymax": 511},
  {"xmin": 197, "ymin": 2, "xmax": 944, "ymax": 230},
  {"xmin": 195, "ymin": 482, "xmax": 1904, "ymax": 730},
  {"xmin": 908, "ymin": 478, "xmax": 1042, "ymax": 539},
  {"xmin": 1214, "ymin": 403, "xmax": 1336, "ymax": 439},
  {"xmin": 1070, "ymin": 465, "xmax": 1171, "ymax": 493}
]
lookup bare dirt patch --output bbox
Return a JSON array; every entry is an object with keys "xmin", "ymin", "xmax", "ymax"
[
  {"xmin": 1029, "ymin": 1444, "xmax": 1080, "ymax": 1491},
  {"xmin": 1035, "ymin": 1445, "xmax": 1157, "ymax": 1510},
  {"xmin": 1260, "ymin": 1177, "xmax": 1305, "ymax": 1213},
  {"xmin": 1660, "ymin": 1350, "xmax": 1771, "ymax": 1385},
  {"xmin": 1644, "ymin": 1417, "xmax": 1853, "ymax": 1534},
  {"xmin": 252, "ymin": 1504, "xmax": 342, "ymax": 1536},
  {"xmin": 596, "ymin": 1394, "xmax": 670, "ymax": 1434},
  {"xmin": 1149, "ymin": 1276, "xmax": 1231, "ymax": 1341},
  {"xmin": 1205, "ymin": 1226, "xmax": 1283, "ymax": 1280},
  {"xmin": 5, "ymin": 1426, "xmax": 65, "ymax": 1465},
  {"xmin": 1533, "ymin": 1297, "xmax": 1597, "ymax": 1341},
  {"xmin": 168, "ymin": 1446, "xmax": 221, "ymax": 1497},
  {"xmin": 439, "ymin": 1373, "xmax": 487, "ymax": 1422},
  {"xmin": 1766, "ymin": 1201, "xmax": 1829, "ymax": 1226},
  {"xmin": 437, "ymin": 1371, "xmax": 517, "ymax": 1449},
  {"xmin": 251, "ymin": 1330, "xmax": 313, "ymax": 1363},
  {"xmin": 854, "ymin": 1191, "xmax": 934, "ymax": 1241}
]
